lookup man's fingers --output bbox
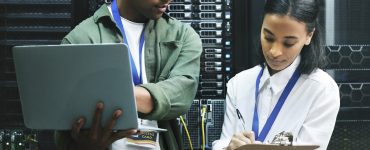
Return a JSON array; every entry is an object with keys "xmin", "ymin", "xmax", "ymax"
[
  {"xmin": 137, "ymin": 130, "xmax": 144, "ymax": 135},
  {"xmin": 71, "ymin": 117, "xmax": 85, "ymax": 140},
  {"xmin": 110, "ymin": 129, "xmax": 138, "ymax": 142},
  {"xmin": 102, "ymin": 109, "xmax": 122, "ymax": 140},
  {"xmin": 89, "ymin": 102, "xmax": 104, "ymax": 140}
]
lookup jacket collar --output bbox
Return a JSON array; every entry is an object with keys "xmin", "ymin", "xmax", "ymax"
[{"xmin": 92, "ymin": 4, "xmax": 171, "ymax": 25}]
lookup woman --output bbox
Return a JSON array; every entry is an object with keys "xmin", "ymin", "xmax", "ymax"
[{"xmin": 212, "ymin": 0, "xmax": 339, "ymax": 149}]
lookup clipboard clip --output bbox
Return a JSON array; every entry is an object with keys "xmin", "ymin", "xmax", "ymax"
[{"xmin": 270, "ymin": 131, "xmax": 293, "ymax": 146}]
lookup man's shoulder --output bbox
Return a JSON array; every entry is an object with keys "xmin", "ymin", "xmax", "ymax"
[
  {"xmin": 153, "ymin": 15, "xmax": 199, "ymax": 43},
  {"xmin": 157, "ymin": 14, "xmax": 193, "ymax": 31},
  {"xmin": 62, "ymin": 16, "xmax": 100, "ymax": 44},
  {"xmin": 62, "ymin": 4, "xmax": 112, "ymax": 44},
  {"xmin": 74, "ymin": 16, "xmax": 99, "ymax": 32},
  {"xmin": 161, "ymin": 13, "xmax": 182, "ymax": 25}
]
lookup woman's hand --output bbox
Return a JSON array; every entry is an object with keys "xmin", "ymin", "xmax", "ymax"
[
  {"xmin": 226, "ymin": 131, "xmax": 256, "ymax": 150},
  {"xmin": 69, "ymin": 102, "xmax": 138, "ymax": 150}
]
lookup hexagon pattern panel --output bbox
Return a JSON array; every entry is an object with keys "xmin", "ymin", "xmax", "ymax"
[{"xmin": 326, "ymin": 45, "xmax": 370, "ymax": 108}]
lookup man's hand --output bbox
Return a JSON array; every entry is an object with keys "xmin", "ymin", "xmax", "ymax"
[
  {"xmin": 226, "ymin": 131, "xmax": 256, "ymax": 150},
  {"xmin": 69, "ymin": 102, "xmax": 138, "ymax": 150}
]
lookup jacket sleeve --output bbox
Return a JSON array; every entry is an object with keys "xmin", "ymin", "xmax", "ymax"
[
  {"xmin": 140, "ymin": 25, "xmax": 202, "ymax": 120},
  {"xmin": 296, "ymin": 79, "xmax": 340, "ymax": 150}
]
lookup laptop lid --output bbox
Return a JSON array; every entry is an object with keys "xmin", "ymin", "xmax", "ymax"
[{"xmin": 13, "ymin": 44, "xmax": 138, "ymax": 130}]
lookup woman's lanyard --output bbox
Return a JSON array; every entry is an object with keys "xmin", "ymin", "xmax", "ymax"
[
  {"xmin": 252, "ymin": 66, "xmax": 300, "ymax": 142},
  {"xmin": 112, "ymin": 0, "xmax": 145, "ymax": 85}
]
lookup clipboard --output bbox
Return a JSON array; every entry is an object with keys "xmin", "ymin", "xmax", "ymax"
[{"xmin": 236, "ymin": 144, "xmax": 319, "ymax": 150}]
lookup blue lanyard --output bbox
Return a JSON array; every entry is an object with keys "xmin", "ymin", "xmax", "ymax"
[
  {"xmin": 112, "ymin": 0, "xmax": 145, "ymax": 85},
  {"xmin": 252, "ymin": 66, "xmax": 300, "ymax": 142}
]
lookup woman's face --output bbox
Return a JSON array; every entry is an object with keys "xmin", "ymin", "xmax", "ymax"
[{"xmin": 260, "ymin": 14, "xmax": 314, "ymax": 74}]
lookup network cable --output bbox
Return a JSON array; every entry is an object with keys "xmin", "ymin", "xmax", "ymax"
[
  {"xmin": 180, "ymin": 115, "xmax": 193, "ymax": 150},
  {"xmin": 201, "ymin": 105, "xmax": 207, "ymax": 150}
]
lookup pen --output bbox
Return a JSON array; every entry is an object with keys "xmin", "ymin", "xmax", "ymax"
[{"xmin": 236, "ymin": 108, "xmax": 246, "ymax": 131}]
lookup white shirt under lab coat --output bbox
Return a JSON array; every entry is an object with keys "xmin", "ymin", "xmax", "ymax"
[{"xmin": 212, "ymin": 56, "xmax": 340, "ymax": 150}]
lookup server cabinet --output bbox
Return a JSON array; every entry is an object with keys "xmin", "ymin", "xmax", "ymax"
[{"xmin": 0, "ymin": 0, "xmax": 89, "ymax": 149}]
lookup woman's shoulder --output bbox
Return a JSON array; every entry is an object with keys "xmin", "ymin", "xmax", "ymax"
[
  {"xmin": 228, "ymin": 65, "xmax": 262, "ymax": 85},
  {"xmin": 304, "ymin": 68, "xmax": 338, "ymax": 90}
]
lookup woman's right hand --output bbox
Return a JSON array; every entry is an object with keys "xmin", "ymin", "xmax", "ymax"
[
  {"xmin": 69, "ymin": 102, "xmax": 138, "ymax": 150},
  {"xmin": 226, "ymin": 131, "xmax": 256, "ymax": 150}
]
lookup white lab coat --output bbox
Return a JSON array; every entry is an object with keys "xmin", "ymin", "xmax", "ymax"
[{"xmin": 212, "ymin": 56, "xmax": 340, "ymax": 150}]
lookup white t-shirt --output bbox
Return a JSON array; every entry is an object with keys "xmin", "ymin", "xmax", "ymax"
[
  {"xmin": 107, "ymin": 5, "xmax": 160, "ymax": 150},
  {"xmin": 212, "ymin": 56, "xmax": 340, "ymax": 150}
]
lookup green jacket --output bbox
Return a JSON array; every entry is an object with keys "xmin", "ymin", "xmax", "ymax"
[{"xmin": 56, "ymin": 4, "xmax": 202, "ymax": 150}]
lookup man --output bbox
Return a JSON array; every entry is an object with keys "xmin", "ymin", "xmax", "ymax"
[{"xmin": 55, "ymin": 0, "xmax": 202, "ymax": 149}]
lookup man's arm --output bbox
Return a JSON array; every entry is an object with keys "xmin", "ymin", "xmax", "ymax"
[
  {"xmin": 135, "ymin": 86, "xmax": 154, "ymax": 114},
  {"xmin": 139, "ymin": 25, "xmax": 202, "ymax": 120}
]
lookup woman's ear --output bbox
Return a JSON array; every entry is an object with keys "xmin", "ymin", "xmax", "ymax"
[{"xmin": 305, "ymin": 28, "xmax": 315, "ymax": 45}]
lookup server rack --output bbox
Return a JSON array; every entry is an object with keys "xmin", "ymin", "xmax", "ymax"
[
  {"xmin": 323, "ymin": 1, "xmax": 370, "ymax": 149},
  {"xmin": 204, "ymin": 99, "xmax": 224, "ymax": 148},
  {"xmin": 0, "ymin": 0, "xmax": 85, "ymax": 149},
  {"xmin": 326, "ymin": 45, "xmax": 370, "ymax": 149},
  {"xmin": 166, "ymin": 0, "xmax": 232, "ymax": 149},
  {"xmin": 182, "ymin": 100, "xmax": 201, "ymax": 149},
  {"xmin": 181, "ymin": 99, "xmax": 225, "ymax": 149},
  {"xmin": 168, "ymin": 0, "xmax": 232, "ymax": 99}
]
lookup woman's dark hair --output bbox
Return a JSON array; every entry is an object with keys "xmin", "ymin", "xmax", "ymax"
[{"xmin": 259, "ymin": 0, "xmax": 326, "ymax": 74}]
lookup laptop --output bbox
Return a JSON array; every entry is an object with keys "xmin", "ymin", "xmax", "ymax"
[{"xmin": 13, "ymin": 44, "xmax": 166, "ymax": 131}]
